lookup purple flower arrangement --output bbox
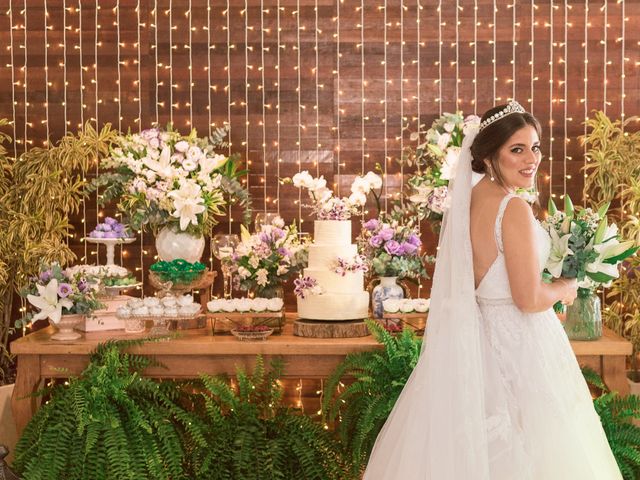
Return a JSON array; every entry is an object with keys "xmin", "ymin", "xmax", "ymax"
[
  {"xmin": 225, "ymin": 217, "xmax": 309, "ymax": 296},
  {"xmin": 17, "ymin": 263, "xmax": 104, "ymax": 328},
  {"xmin": 357, "ymin": 215, "xmax": 428, "ymax": 280},
  {"xmin": 88, "ymin": 217, "xmax": 133, "ymax": 239},
  {"xmin": 293, "ymin": 276, "xmax": 322, "ymax": 299},
  {"xmin": 333, "ymin": 254, "xmax": 369, "ymax": 277}
]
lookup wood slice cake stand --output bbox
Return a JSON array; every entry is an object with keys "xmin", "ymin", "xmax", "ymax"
[{"xmin": 293, "ymin": 318, "xmax": 371, "ymax": 338}]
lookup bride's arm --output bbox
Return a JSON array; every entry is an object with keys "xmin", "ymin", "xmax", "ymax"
[{"xmin": 502, "ymin": 197, "xmax": 575, "ymax": 313}]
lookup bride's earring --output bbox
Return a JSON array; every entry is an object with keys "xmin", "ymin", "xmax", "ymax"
[{"xmin": 488, "ymin": 166, "xmax": 495, "ymax": 182}]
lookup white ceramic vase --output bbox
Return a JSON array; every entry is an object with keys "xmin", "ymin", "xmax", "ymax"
[{"xmin": 155, "ymin": 226, "xmax": 205, "ymax": 263}]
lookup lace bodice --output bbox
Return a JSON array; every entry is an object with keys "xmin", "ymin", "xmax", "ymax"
[{"xmin": 475, "ymin": 194, "xmax": 551, "ymax": 301}]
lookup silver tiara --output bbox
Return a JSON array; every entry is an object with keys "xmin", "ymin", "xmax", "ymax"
[{"xmin": 479, "ymin": 100, "xmax": 526, "ymax": 131}]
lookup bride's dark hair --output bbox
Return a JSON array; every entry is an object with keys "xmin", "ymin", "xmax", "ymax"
[{"xmin": 470, "ymin": 104, "xmax": 541, "ymax": 187}]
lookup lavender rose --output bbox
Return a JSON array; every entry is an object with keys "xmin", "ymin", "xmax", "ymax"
[
  {"xmin": 407, "ymin": 233, "xmax": 421, "ymax": 247},
  {"xmin": 379, "ymin": 227, "xmax": 394, "ymax": 241},
  {"xmin": 369, "ymin": 234, "xmax": 384, "ymax": 248},
  {"xmin": 400, "ymin": 242, "xmax": 418, "ymax": 255},
  {"xmin": 384, "ymin": 240, "xmax": 403, "ymax": 255},
  {"xmin": 363, "ymin": 218, "xmax": 380, "ymax": 231}
]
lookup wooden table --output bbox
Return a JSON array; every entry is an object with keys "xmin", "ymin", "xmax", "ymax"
[{"xmin": 10, "ymin": 324, "xmax": 631, "ymax": 436}]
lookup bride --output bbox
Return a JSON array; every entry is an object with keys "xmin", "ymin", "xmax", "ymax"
[{"xmin": 363, "ymin": 101, "xmax": 622, "ymax": 479}]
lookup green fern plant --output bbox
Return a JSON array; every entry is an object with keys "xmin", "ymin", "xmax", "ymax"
[
  {"xmin": 187, "ymin": 355, "xmax": 351, "ymax": 480},
  {"xmin": 12, "ymin": 339, "xmax": 203, "ymax": 480},
  {"xmin": 322, "ymin": 320, "xmax": 422, "ymax": 475},
  {"xmin": 582, "ymin": 366, "xmax": 640, "ymax": 480}
]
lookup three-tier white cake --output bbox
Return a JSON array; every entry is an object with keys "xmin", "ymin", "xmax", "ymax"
[{"xmin": 297, "ymin": 220, "xmax": 369, "ymax": 321}]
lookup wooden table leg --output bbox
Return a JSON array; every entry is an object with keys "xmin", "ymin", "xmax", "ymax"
[
  {"xmin": 602, "ymin": 356, "xmax": 629, "ymax": 396},
  {"xmin": 11, "ymin": 354, "xmax": 41, "ymax": 436}
]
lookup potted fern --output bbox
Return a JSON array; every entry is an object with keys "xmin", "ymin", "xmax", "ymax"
[
  {"xmin": 581, "ymin": 111, "xmax": 640, "ymax": 391},
  {"xmin": 322, "ymin": 320, "xmax": 422, "ymax": 475},
  {"xmin": 582, "ymin": 366, "xmax": 640, "ymax": 479}
]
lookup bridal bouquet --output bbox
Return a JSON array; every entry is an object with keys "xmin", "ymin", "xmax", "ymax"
[
  {"xmin": 542, "ymin": 196, "xmax": 637, "ymax": 293},
  {"xmin": 357, "ymin": 214, "xmax": 428, "ymax": 280},
  {"xmin": 405, "ymin": 112, "xmax": 481, "ymax": 222},
  {"xmin": 17, "ymin": 263, "xmax": 103, "ymax": 328},
  {"xmin": 225, "ymin": 216, "xmax": 309, "ymax": 297},
  {"xmin": 292, "ymin": 170, "xmax": 382, "ymax": 220},
  {"xmin": 92, "ymin": 125, "xmax": 242, "ymax": 235}
]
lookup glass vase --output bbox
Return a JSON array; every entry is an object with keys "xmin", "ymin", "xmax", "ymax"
[
  {"xmin": 371, "ymin": 277, "xmax": 404, "ymax": 319},
  {"xmin": 563, "ymin": 290, "xmax": 602, "ymax": 341}
]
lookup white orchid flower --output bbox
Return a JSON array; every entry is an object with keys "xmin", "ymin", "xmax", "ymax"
[
  {"xmin": 348, "ymin": 191, "xmax": 367, "ymax": 207},
  {"xmin": 545, "ymin": 228, "xmax": 574, "ymax": 277},
  {"xmin": 27, "ymin": 279, "xmax": 73, "ymax": 324},
  {"xmin": 350, "ymin": 176, "xmax": 371, "ymax": 195},
  {"xmin": 168, "ymin": 181, "xmax": 206, "ymax": 230},
  {"xmin": 292, "ymin": 171, "xmax": 314, "ymax": 189},
  {"xmin": 364, "ymin": 171, "xmax": 383, "ymax": 190}
]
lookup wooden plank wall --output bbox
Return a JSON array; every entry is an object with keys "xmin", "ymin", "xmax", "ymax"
[{"xmin": 0, "ymin": 0, "xmax": 638, "ymax": 304}]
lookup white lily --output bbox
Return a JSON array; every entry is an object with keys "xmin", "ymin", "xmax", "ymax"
[
  {"xmin": 546, "ymin": 228, "xmax": 574, "ymax": 277},
  {"xmin": 168, "ymin": 181, "xmax": 206, "ymax": 230},
  {"xmin": 143, "ymin": 146, "xmax": 174, "ymax": 179},
  {"xmin": 27, "ymin": 279, "xmax": 73, "ymax": 324},
  {"xmin": 586, "ymin": 239, "xmax": 635, "ymax": 279}
]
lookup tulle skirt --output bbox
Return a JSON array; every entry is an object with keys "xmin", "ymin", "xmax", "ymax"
[{"xmin": 363, "ymin": 301, "xmax": 622, "ymax": 480}]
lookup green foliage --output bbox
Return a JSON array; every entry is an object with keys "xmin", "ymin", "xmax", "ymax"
[
  {"xmin": 12, "ymin": 339, "xmax": 198, "ymax": 480},
  {"xmin": 581, "ymin": 111, "xmax": 640, "ymax": 372},
  {"xmin": 582, "ymin": 367, "xmax": 640, "ymax": 480},
  {"xmin": 188, "ymin": 356, "xmax": 351, "ymax": 480},
  {"xmin": 0, "ymin": 121, "xmax": 118, "ymax": 383},
  {"xmin": 322, "ymin": 320, "xmax": 422, "ymax": 475}
]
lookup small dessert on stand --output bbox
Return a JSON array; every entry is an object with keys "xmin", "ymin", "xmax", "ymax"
[
  {"xmin": 85, "ymin": 217, "xmax": 137, "ymax": 267},
  {"xmin": 76, "ymin": 218, "xmax": 141, "ymax": 332},
  {"xmin": 209, "ymin": 215, "xmax": 306, "ymax": 337},
  {"xmin": 147, "ymin": 259, "xmax": 215, "ymax": 331},
  {"xmin": 115, "ymin": 294, "xmax": 202, "ymax": 335},
  {"xmin": 206, "ymin": 297, "xmax": 284, "ymax": 337},
  {"xmin": 381, "ymin": 298, "xmax": 430, "ymax": 335}
]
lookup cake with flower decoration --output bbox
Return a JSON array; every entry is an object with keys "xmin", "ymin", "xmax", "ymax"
[
  {"xmin": 292, "ymin": 170, "xmax": 381, "ymax": 322},
  {"xmin": 295, "ymin": 220, "xmax": 370, "ymax": 321}
]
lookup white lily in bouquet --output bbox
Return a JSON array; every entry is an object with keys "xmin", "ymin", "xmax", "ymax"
[
  {"xmin": 541, "ymin": 196, "xmax": 638, "ymax": 310},
  {"xmin": 91, "ymin": 124, "xmax": 249, "ymax": 236}
]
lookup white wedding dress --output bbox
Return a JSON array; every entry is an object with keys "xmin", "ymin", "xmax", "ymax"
[{"xmin": 364, "ymin": 194, "xmax": 622, "ymax": 479}]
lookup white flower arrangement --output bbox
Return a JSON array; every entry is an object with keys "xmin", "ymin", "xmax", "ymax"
[
  {"xmin": 93, "ymin": 125, "xmax": 242, "ymax": 235},
  {"xmin": 405, "ymin": 112, "xmax": 481, "ymax": 225},
  {"xmin": 292, "ymin": 170, "xmax": 382, "ymax": 220}
]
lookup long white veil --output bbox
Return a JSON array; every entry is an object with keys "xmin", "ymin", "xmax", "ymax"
[{"xmin": 364, "ymin": 129, "xmax": 489, "ymax": 479}]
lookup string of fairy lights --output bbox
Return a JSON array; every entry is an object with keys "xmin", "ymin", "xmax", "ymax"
[{"xmin": 1, "ymin": 0, "xmax": 636, "ymax": 409}]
